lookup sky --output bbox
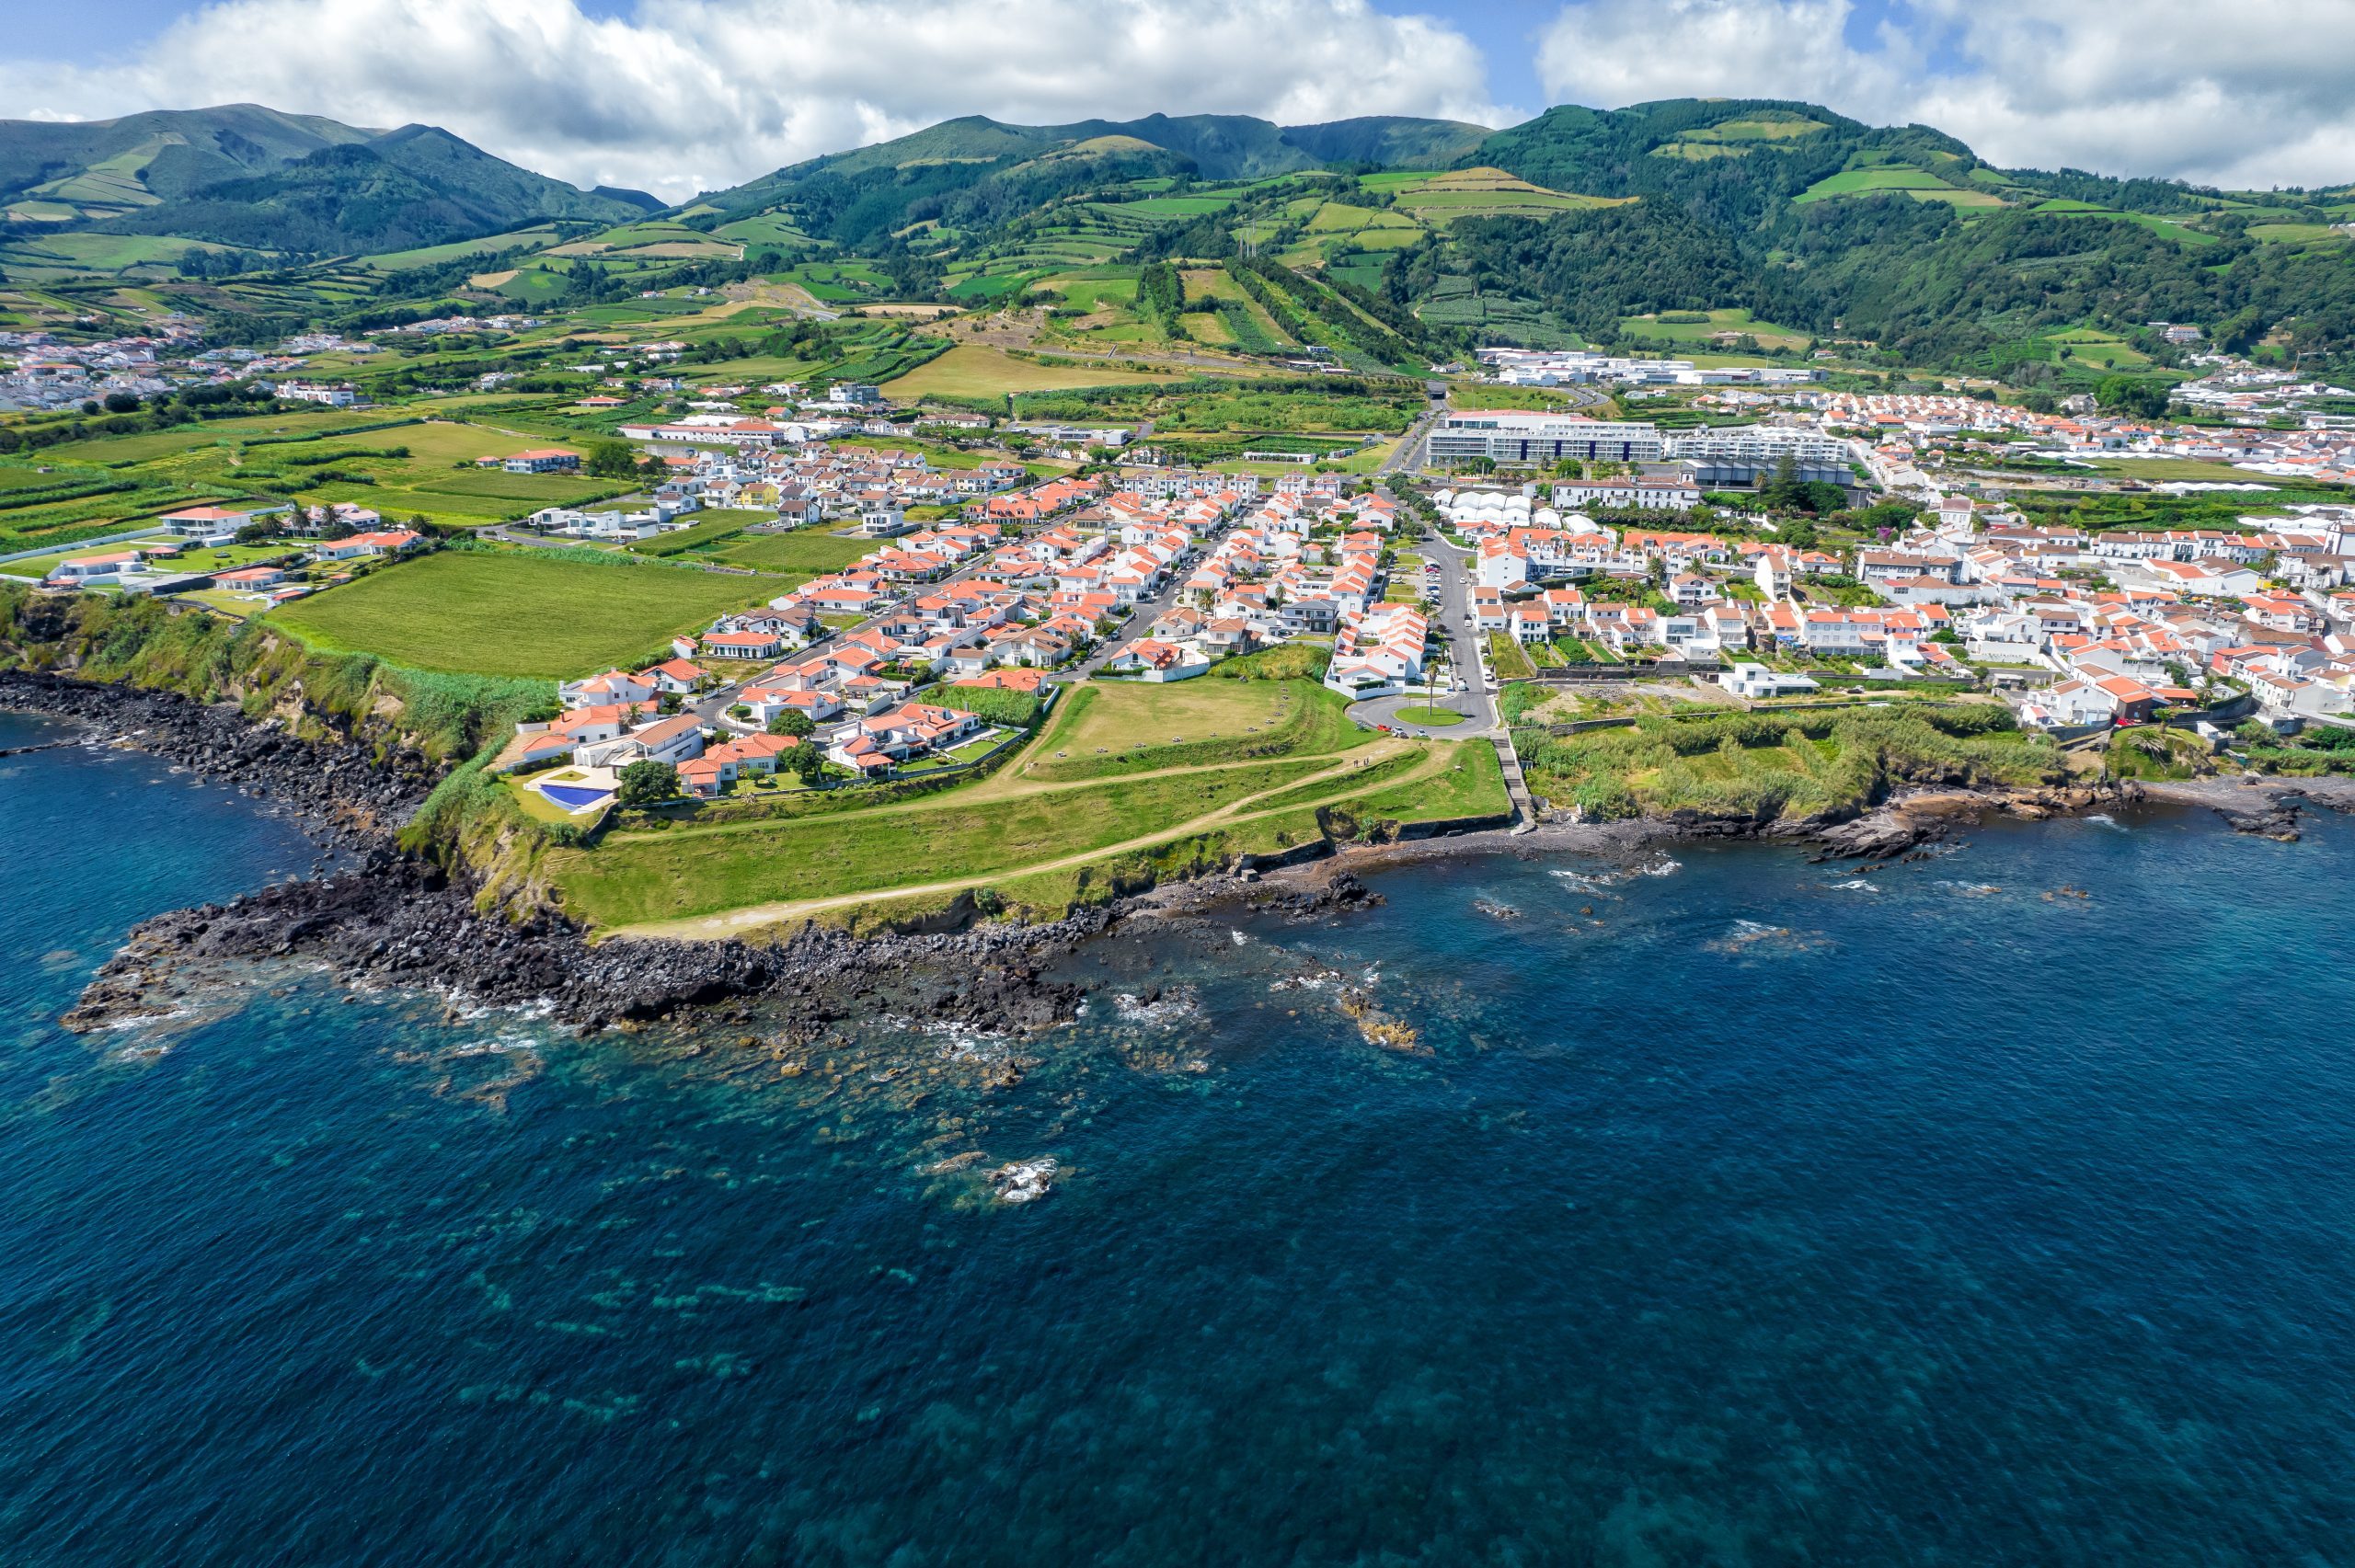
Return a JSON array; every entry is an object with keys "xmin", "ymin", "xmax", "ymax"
[{"xmin": 6, "ymin": 0, "xmax": 2355, "ymax": 203}]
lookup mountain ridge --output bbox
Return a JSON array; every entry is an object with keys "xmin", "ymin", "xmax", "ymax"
[{"xmin": 0, "ymin": 104, "xmax": 657, "ymax": 258}]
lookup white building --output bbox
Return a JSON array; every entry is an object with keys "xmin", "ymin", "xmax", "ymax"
[{"xmin": 1427, "ymin": 411, "xmax": 1662, "ymax": 467}]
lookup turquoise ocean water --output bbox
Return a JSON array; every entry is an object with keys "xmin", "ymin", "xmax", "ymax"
[{"xmin": 6, "ymin": 705, "xmax": 2353, "ymax": 1565}]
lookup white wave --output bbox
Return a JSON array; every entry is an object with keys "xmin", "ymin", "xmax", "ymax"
[{"xmin": 1828, "ymin": 879, "xmax": 1880, "ymax": 892}]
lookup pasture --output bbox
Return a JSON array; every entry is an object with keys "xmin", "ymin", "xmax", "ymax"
[
  {"xmin": 880, "ymin": 344, "xmax": 1169, "ymax": 398},
  {"xmin": 267, "ymin": 550, "xmax": 772, "ymax": 678}
]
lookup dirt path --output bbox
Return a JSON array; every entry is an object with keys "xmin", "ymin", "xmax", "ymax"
[
  {"xmin": 606, "ymin": 744, "xmax": 1442, "ymax": 940},
  {"xmin": 602, "ymin": 735, "xmax": 1413, "ymax": 846}
]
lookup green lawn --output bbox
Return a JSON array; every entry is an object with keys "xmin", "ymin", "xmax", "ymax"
[
  {"xmin": 1396, "ymin": 704, "xmax": 1469, "ymax": 727},
  {"xmin": 1024, "ymin": 679, "xmax": 1366, "ymax": 782},
  {"xmin": 547, "ymin": 757, "xmax": 1329, "ymax": 929},
  {"xmin": 1486, "ymin": 634, "xmax": 1537, "ymax": 681},
  {"xmin": 710, "ymin": 529, "xmax": 874, "ymax": 574},
  {"xmin": 267, "ymin": 551, "xmax": 775, "ymax": 678},
  {"xmin": 624, "ymin": 509, "xmax": 770, "ymax": 556}
]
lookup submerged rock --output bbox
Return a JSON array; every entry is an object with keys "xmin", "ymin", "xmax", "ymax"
[{"xmin": 992, "ymin": 1159, "xmax": 1057, "ymax": 1204}]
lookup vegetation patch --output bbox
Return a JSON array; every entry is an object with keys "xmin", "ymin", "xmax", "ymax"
[{"xmin": 267, "ymin": 550, "xmax": 772, "ymax": 678}]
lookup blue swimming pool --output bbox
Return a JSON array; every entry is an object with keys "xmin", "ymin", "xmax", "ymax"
[{"xmin": 537, "ymin": 784, "xmax": 612, "ymax": 810}]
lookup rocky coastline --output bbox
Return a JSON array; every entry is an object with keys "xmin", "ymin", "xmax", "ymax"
[
  {"xmin": 4, "ymin": 670, "xmax": 1098, "ymax": 1038},
  {"xmin": 11, "ymin": 670, "xmax": 2337, "ymax": 1040}
]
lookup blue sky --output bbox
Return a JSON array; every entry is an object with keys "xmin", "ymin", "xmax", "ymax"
[
  {"xmin": 17, "ymin": 0, "xmax": 1954, "ymax": 128},
  {"xmin": 6, "ymin": 1, "xmax": 2353, "ymax": 200}
]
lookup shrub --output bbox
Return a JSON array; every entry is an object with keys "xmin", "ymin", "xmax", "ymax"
[{"xmin": 617, "ymin": 760, "xmax": 680, "ymax": 805}]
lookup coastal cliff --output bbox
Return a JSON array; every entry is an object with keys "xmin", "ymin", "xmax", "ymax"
[{"xmin": 0, "ymin": 590, "xmax": 1098, "ymax": 1036}]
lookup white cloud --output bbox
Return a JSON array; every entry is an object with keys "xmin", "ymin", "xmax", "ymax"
[
  {"xmin": 0, "ymin": 0, "xmax": 1501, "ymax": 202},
  {"xmin": 1534, "ymin": 0, "xmax": 2355, "ymax": 189}
]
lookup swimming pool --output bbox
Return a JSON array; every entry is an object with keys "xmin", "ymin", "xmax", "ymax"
[{"xmin": 537, "ymin": 784, "xmax": 613, "ymax": 810}]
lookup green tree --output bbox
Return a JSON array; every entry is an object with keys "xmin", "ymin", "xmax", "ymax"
[
  {"xmin": 587, "ymin": 439, "xmax": 638, "ymax": 477},
  {"xmin": 616, "ymin": 760, "xmax": 679, "ymax": 805},
  {"xmin": 2097, "ymin": 376, "xmax": 2172, "ymax": 419},
  {"xmin": 766, "ymin": 709, "xmax": 815, "ymax": 738},
  {"xmin": 791, "ymin": 743, "xmax": 829, "ymax": 787}
]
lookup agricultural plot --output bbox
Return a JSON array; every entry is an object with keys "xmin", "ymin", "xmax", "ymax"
[
  {"xmin": 1376, "ymin": 168, "xmax": 1624, "ymax": 224},
  {"xmin": 548, "ymin": 222, "xmax": 741, "ymax": 260},
  {"xmin": 361, "ymin": 227, "xmax": 565, "ymax": 270},
  {"xmin": 880, "ymin": 344, "xmax": 1168, "ymax": 398},
  {"xmin": 1413, "ymin": 275, "xmax": 1581, "ymax": 349},
  {"xmin": 268, "ymin": 551, "xmax": 774, "ymax": 678},
  {"xmin": 704, "ymin": 528, "xmax": 873, "ymax": 578},
  {"xmin": 2028, "ymin": 200, "xmax": 2217, "ymax": 246},
  {"xmin": 1798, "ymin": 166, "xmax": 1955, "ymax": 203},
  {"xmin": 0, "ymin": 232, "xmax": 253, "ymax": 280},
  {"xmin": 1619, "ymin": 308, "xmax": 1810, "ymax": 351},
  {"xmin": 37, "ymin": 410, "xmax": 405, "ymax": 466},
  {"xmin": 714, "ymin": 212, "xmax": 819, "ymax": 250},
  {"xmin": 1651, "ymin": 116, "xmax": 1831, "ymax": 161}
]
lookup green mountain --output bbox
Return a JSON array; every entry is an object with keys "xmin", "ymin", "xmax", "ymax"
[
  {"xmin": 690, "ymin": 111, "xmax": 1493, "ymax": 246},
  {"xmin": 1430, "ymin": 97, "xmax": 2355, "ymax": 364},
  {"xmin": 1, "ymin": 106, "xmax": 656, "ymax": 258},
  {"xmin": 0, "ymin": 103, "xmax": 379, "ymax": 222}
]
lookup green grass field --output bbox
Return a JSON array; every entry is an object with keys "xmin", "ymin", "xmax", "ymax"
[
  {"xmin": 535, "ymin": 675, "xmax": 1503, "ymax": 933},
  {"xmin": 2080, "ymin": 457, "xmax": 2280, "ymax": 484},
  {"xmin": 39, "ymin": 410, "xmax": 404, "ymax": 465},
  {"xmin": 549, "ymin": 756, "xmax": 1331, "ymax": 929},
  {"xmin": 267, "ymin": 551, "xmax": 774, "ymax": 678},
  {"xmin": 880, "ymin": 344, "xmax": 1169, "ymax": 398},
  {"xmin": 621, "ymin": 509, "xmax": 771, "ymax": 556},
  {"xmin": 1797, "ymin": 166, "xmax": 1950, "ymax": 203},
  {"xmin": 1023, "ymin": 679, "xmax": 1366, "ymax": 782},
  {"xmin": 1619, "ymin": 307, "xmax": 1811, "ymax": 350},
  {"xmin": 709, "ymin": 529, "xmax": 874, "ymax": 574}
]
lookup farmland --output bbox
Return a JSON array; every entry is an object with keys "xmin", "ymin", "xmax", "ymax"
[
  {"xmin": 880, "ymin": 344, "xmax": 1170, "ymax": 398},
  {"xmin": 1618, "ymin": 307, "xmax": 1811, "ymax": 350},
  {"xmin": 267, "ymin": 550, "xmax": 775, "ymax": 678}
]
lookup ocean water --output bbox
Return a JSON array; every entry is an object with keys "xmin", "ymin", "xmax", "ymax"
[{"xmin": 6, "ymin": 707, "xmax": 2355, "ymax": 1566}]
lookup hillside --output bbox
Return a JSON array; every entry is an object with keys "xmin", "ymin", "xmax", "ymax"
[
  {"xmin": 0, "ymin": 104, "xmax": 378, "ymax": 223},
  {"xmin": 9, "ymin": 94, "xmax": 2355, "ymax": 378},
  {"xmin": 687, "ymin": 111, "xmax": 1494, "ymax": 247},
  {"xmin": 2, "ymin": 107, "xmax": 656, "ymax": 259}
]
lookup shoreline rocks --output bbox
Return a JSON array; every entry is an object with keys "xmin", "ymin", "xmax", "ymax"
[
  {"xmin": 6, "ymin": 671, "xmax": 1102, "ymax": 1037},
  {"xmin": 0, "ymin": 669, "xmax": 439, "ymax": 844},
  {"xmin": 2212, "ymin": 797, "xmax": 2303, "ymax": 841}
]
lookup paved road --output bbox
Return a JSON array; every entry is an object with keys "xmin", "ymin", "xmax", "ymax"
[
  {"xmin": 691, "ymin": 528, "xmax": 1018, "ymax": 725},
  {"xmin": 1380, "ymin": 408, "xmax": 1441, "ymax": 478},
  {"xmin": 1074, "ymin": 533, "xmax": 1219, "ymax": 676},
  {"xmin": 1400, "ymin": 515, "xmax": 1496, "ymax": 730}
]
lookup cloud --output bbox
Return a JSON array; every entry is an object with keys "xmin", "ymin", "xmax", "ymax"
[
  {"xmin": 0, "ymin": 0, "xmax": 1501, "ymax": 201},
  {"xmin": 1534, "ymin": 0, "xmax": 2355, "ymax": 188}
]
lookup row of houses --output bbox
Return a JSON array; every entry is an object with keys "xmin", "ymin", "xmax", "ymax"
[
  {"xmin": 507, "ymin": 652, "xmax": 1037, "ymax": 796},
  {"xmin": 35, "ymin": 505, "xmax": 421, "ymax": 596}
]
